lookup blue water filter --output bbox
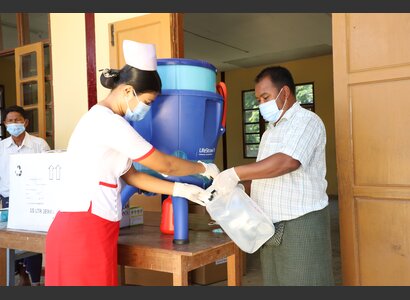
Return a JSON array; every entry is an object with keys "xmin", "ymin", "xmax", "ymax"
[
  {"xmin": 166, "ymin": 174, "xmax": 212, "ymax": 244},
  {"xmin": 122, "ymin": 58, "xmax": 227, "ymax": 244}
]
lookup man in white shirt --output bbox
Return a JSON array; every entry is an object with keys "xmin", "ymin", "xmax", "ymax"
[
  {"xmin": 210, "ymin": 66, "xmax": 334, "ymax": 286},
  {"xmin": 0, "ymin": 105, "xmax": 50, "ymax": 286}
]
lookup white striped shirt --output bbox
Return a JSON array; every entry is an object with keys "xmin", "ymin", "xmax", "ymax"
[
  {"xmin": 0, "ymin": 132, "xmax": 50, "ymax": 197},
  {"xmin": 250, "ymin": 102, "xmax": 328, "ymax": 223}
]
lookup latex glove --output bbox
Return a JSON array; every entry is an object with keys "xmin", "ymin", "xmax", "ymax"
[
  {"xmin": 208, "ymin": 167, "xmax": 240, "ymax": 196},
  {"xmin": 198, "ymin": 161, "xmax": 220, "ymax": 179},
  {"xmin": 172, "ymin": 182, "xmax": 212, "ymax": 206}
]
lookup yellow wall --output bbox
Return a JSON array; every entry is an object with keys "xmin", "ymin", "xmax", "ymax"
[
  {"xmin": 222, "ymin": 55, "xmax": 338, "ymax": 196},
  {"xmin": 50, "ymin": 13, "xmax": 88, "ymax": 149},
  {"xmin": 50, "ymin": 13, "xmax": 147, "ymax": 149}
]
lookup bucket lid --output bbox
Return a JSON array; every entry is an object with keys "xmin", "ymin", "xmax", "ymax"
[{"xmin": 157, "ymin": 58, "xmax": 217, "ymax": 73}]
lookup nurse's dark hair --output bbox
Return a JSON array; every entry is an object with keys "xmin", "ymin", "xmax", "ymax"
[
  {"xmin": 255, "ymin": 66, "xmax": 296, "ymax": 95},
  {"xmin": 99, "ymin": 64, "xmax": 162, "ymax": 94},
  {"xmin": 3, "ymin": 105, "xmax": 26, "ymax": 120}
]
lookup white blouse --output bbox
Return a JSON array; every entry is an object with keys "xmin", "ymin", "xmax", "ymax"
[{"xmin": 58, "ymin": 105, "xmax": 154, "ymax": 221}]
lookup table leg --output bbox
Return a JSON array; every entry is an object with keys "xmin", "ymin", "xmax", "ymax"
[
  {"xmin": 0, "ymin": 248, "xmax": 5, "ymax": 286},
  {"xmin": 227, "ymin": 244, "xmax": 242, "ymax": 286},
  {"xmin": 172, "ymin": 271, "xmax": 189, "ymax": 286},
  {"xmin": 6, "ymin": 249, "xmax": 16, "ymax": 286},
  {"xmin": 117, "ymin": 265, "xmax": 125, "ymax": 286}
]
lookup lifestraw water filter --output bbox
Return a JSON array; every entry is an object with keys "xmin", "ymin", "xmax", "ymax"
[
  {"xmin": 205, "ymin": 186, "xmax": 275, "ymax": 254},
  {"xmin": 122, "ymin": 58, "xmax": 227, "ymax": 244}
]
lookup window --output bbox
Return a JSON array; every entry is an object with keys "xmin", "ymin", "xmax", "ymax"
[
  {"xmin": 242, "ymin": 89, "xmax": 265, "ymax": 158},
  {"xmin": 0, "ymin": 13, "xmax": 53, "ymax": 147},
  {"xmin": 296, "ymin": 82, "xmax": 315, "ymax": 111},
  {"xmin": 242, "ymin": 82, "xmax": 315, "ymax": 158}
]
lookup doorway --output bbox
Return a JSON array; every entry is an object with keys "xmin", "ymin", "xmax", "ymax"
[{"xmin": 181, "ymin": 13, "xmax": 340, "ymax": 284}]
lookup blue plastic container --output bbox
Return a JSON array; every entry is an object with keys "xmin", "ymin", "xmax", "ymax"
[
  {"xmin": 123, "ymin": 89, "xmax": 225, "ymax": 244},
  {"xmin": 122, "ymin": 59, "xmax": 227, "ymax": 243},
  {"xmin": 157, "ymin": 59, "xmax": 217, "ymax": 93},
  {"xmin": 129, "ymin": 89, "xmax": 225, "ymax": 163}
]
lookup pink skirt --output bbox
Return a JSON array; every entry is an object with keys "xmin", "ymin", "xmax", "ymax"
[{"xmin": 45, "ymin": 205, "xmax": 120, "ymax": 286}]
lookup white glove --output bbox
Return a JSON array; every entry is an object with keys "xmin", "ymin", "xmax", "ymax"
[
  {"xmin": 198, "ymin": 161, "xmax": 220, "ymax": 179},
  {"xmin": 172, "ymin": 182, "xmax": 212, "ymax": 206},
  {"xmin": 208, "ymin": 167, "xmax": 240, "ymax": 196}
]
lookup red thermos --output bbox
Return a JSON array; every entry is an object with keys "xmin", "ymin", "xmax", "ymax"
[{"xmin": 160, "ymin": 196, "xmax": 174, "ymax": 234}]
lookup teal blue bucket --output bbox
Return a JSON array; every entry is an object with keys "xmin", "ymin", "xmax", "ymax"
[{"xmin": 157, "ymin": 58, "xmax": 217, "ymax": 93}]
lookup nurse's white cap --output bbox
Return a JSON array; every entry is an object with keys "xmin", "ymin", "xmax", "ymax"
[{"xmin": 123, "ymin": 40, "xmax": 157, "ymax": 71}]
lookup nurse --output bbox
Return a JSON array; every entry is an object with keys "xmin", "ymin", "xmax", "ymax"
[{"xmin": 45, "ymin": 40, "xmax": 219, "ymax": 286}]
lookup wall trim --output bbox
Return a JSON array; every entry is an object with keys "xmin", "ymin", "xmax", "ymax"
[{"xmin": 85, "ymin": 13, "xmax": 97, "ymax": 109}]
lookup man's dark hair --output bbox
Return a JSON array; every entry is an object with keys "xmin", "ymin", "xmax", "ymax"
[
  {"xmin": 3, "ymin": 105, "xmax": 27, "ymax": 121},
  {"xmin": 255, "ymin": 66, "xmax": 296, "ymax": 95}
]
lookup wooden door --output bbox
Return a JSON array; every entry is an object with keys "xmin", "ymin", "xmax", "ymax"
[
  {"xmin": 14, "ymin": 42, "xmax": 46, "ymax": 139},
  {"xmin": 333, "ymin": 13, "xmax": 410, "ymax": 285},
  {"xmin": 109, "ymin": 13, "xmax": 183, "ymax": 69}
]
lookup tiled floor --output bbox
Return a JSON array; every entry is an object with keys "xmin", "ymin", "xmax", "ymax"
[{"xmin": 208, "ymin": 197, "xmax": 342, "ymax": 286}]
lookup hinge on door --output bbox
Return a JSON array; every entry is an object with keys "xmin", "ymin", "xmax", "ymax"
[{"xmin": 110, "ymin": 24, "xmax": 115, "ymax": 46}]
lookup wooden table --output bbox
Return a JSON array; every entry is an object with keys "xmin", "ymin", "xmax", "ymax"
[{"xmin": 0, "ymin": 220, "xmax": 242, "ymax": 286}]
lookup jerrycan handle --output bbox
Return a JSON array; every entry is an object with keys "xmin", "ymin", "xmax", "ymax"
[{"xmin": 216, "ymin": 82, "xmax": 228, "ymax": 129}]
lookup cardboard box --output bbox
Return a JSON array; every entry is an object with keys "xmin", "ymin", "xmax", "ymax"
[
  {"xmin": 192, "ymin": 252, "xmax": 247, "ymax": 285},
  {"xmin": 7, "ymin": 151, "xmax": 140, "ymax": 232},
  {"xmin": 123, "ymin": 267, "xmax": 174, "ymax": 286},
  {"xmin": 129, "ymin": 206, "xmax": 143, "ymax": 226},
  {"xmin": 120, "ymin": 205, "xmax": 130, "ymax": 228},
  {"xmin": 7, "ymin": 152, "xmax": 67, "ymax": 232},
  {"xmin": 129, "ymin": 193, "xmax": 162, "ymax": 212}
]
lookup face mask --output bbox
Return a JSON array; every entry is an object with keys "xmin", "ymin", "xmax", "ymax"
[
  {"xmin": 6, "ymin": 123, "xmax": 26, "ymax": 137},
  {"xmin": 124, "ymin": 90, "xmax": 151, "ymax": 122},
  {"xmin": 259, "ymin": 88, "xmax": 287, "ymax": 122}
]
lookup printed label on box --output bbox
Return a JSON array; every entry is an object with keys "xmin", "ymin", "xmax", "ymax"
[
  {"xmin": 130, "ymin": 206, "xmax": 143, "ymax": 226},
  {"xmin": 7, "ymin": 152, "xmax": 67, "ymax": 232}
]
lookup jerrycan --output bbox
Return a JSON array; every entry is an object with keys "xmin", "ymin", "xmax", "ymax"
[{"xmin": 160, "ymin": 196, "xmax": 174, "ymax": 234}]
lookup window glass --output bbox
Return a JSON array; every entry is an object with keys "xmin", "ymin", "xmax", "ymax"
[
  {"xmin": 0, "ymin": 13, "xmax": 18, "ymax": 51},
  {"xmin": 25, "ymin": 13, "xmax": 49, "ymax": 44},
  {"xmin": 22, "ymin": 81, "xmax": 38, "ymax": 105}
]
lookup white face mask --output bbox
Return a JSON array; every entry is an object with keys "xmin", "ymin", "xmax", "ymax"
[
  {"xmin": 124, "ymin": 90, "xmax": 151, "ymax": 122},
  {"xmin": 258, "ymin": 88, "xmax": 287, "ymax": 122},
  {"xmin": 6, "ymin": 123, "xmax": 26, "ymax": 137}
]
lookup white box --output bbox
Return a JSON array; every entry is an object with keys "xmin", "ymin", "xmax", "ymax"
[
  {"xmin": 130, "ymin": 206, "xmax": 143, "ymax": 226},
  {"xmin": 120, "ymin": 205, "xmax": 130, "ymax": 228},
  {"xmin": 7, "ymin": 152, "xmax": 67, "ymax": 232}
]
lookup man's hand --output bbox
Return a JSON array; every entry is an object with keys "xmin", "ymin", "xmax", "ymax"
[{"xmin": 208, "ymin": 167, "xmax": 240, "ymax": 196}]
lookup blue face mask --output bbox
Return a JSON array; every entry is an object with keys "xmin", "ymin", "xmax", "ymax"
[
  {"xmin": 6, "ymin": 123, "xmax": 26, "ymax": 137},
  {"xmin": 124, "ymin": 90, "xmax": 151, "ymax": 122},
  {"xmin": 259, "ymin": 88, "xmax": 287, "ymax": 122}
]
